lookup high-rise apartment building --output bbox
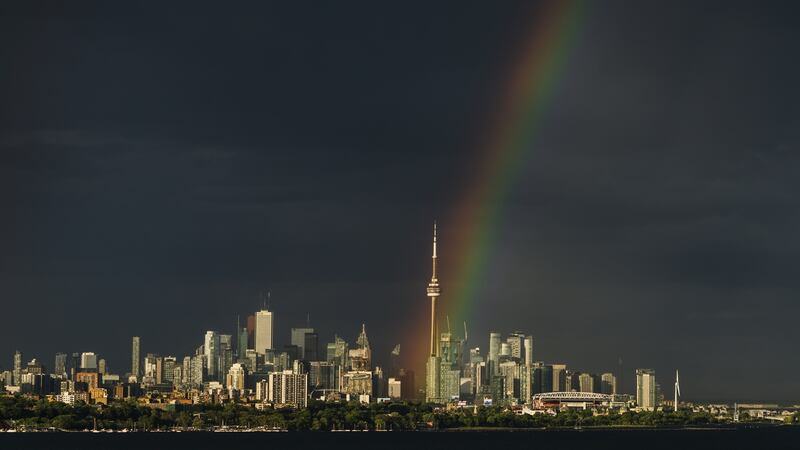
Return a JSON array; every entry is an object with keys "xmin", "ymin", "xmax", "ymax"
[
  {"xmin": 268, "ymin": 369, "xmax": 308, "ymax": 408},
  {"xmin": 131, "ymin": 336, "xmax": 141, "ymax": 379},
  {"xmin": 219, "ymin": 335, "xmax": 233, "ymax": 379},
  {"xmin": 204, "ymin": 331, "xmax": 220, "ymax": 379},
  {"xmin": 54, "ymin": 352, "xmax": 67, "ymax": 377},
  {"xmin": 182, "ymin": 356, "xmax": 192, "ymax": 385},
  {"xmin": 524, "ymin": 336, "xmax": 533, "ymax": 366},
  {"xmin": 388, "ymin": 377, "xmax": 402, "ymax": 399},
  {"xmin": 506, "ymin": 333, "xmax": 524, "ymax": 360},
  {"xmin": 143, "ymin": 353, "xmax": 159, "ymax": 386},
  {"xmin": 226, "ymin": 363, "xmax": 246, "ymax": 391},
  {"xmin": 578, "ymin": 372, "xmax": 594, "ymax": 393},
  {"xmin": 190, "ymin": 355, "xmax": 204, "ymax": 387},
  {"xmin": 551, "ymin": 364, "xmax": 567, "ymax": 392},
  {"xmin": 13, "ymin": 351, "xmax": 22, "ymax": 386},
  {"xmin": 255, "ymin": 310, "xmax": 274, "ymax": 356},
  {"xmin": 80, "ymin": 352, "xmax": 97, "ymax": 370},
  {"xmin": 636, "ymin": 368, "xmax": 656, "ymax": 410},
  {"xmin": 601, "ymin": 372, "xmax": 617, "ymax": 395},
  {"xmin": 163, "ymin": 356, "xmax": 177, "ymax": 385},
  {"xmin": 488, "ymin": 333, "xmax": 501, "ymax": 374}
]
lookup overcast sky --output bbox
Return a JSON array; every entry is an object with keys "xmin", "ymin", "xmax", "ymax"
[{"xmin": 2, "ymin": 1, "xmax": 799, "ymax": 402}]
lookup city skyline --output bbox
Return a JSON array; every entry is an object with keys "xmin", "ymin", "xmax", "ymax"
[
  {"xmin": 3, "ymin": 0, "xmax": 800, "ymax": 405},
  {"xmin": 0, "ymin": 222, "xmax": 778, "ymax": 406}
]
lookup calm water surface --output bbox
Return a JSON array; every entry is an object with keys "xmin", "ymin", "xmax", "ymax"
[{"xmin": 2, "ymin": 427, "xmax": 799, "ymax": 450}]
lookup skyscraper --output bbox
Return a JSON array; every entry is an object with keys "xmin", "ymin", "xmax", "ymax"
[
  {"xmin": 636, "ymin": 368, "xmax": 656, "ymax": 410},
  {"xmin": 255, "ymin": 309, "xmax": 274, "ymax": 356},
  {"xmin": 523, "ymin": 335, "xmax": 533, "ymax": 367},
  {"xmin": 291, "ymin": 327, "xmax": 314, "ymax": 359},
  {"xmin": 578, "ymin": 372, "xmax": 594, "ymax": 393},
  {"xmin": 70, "ymin": 353, "xmax": 80, "ymax": 380},
  {"xmin": 54, "ymin": 353, "xmax": 67, "ymax": 378},
  {"xmin": 163, "ymin": 356, "xmax": 177, "ymax": 385},
  {"xmin": 237, "ymin": 326, "xmax": 248, "ymax": 360},
  {"xmin": 131, "ymin": 336, "xmax": 140, "ymax": 379},
  {"xmin": 246, "ymin": 315, "xmax": 256, "ymax": 350},
  {"xmin": 219, "ymin": 334, "xmax": 233, "ymax": 379},
  {"xmin": 226, "ymin": 363, "xmax": 246, "ymax": 391},
  {"xmin": 204, "ymin": 331, "xmax": 220, "ymax": 379},
  {"xmin": 601, "ymin": 372, "xmax": 617, "ymax": 395},
  {"xmin": 80, "ymin": 352, "xmax": 97, "ymax": 370},
  {"xmin": 304, "ymin": 332, "xmax": 319, "ymax": 362},
  {"xmin": 182, "ymin": 356, "xmax": 192, "ymax": 385},
  {"xmin": 12, "ymin": 351, "xmax": 22, "ymax": 386},
  {"xmin": 551, "ymin": 364, "xmax": 567, "ymax": 392},
  {"xmin": 349, "ymin": 324, "xmax": 372, "ymax": 371},
  {"xmin": 506, "ymin": 332, "xmax": 524, "ymax": 360},
  {"xmin": 326, "ymin": 335, "xmax": 348, "ymax": 368},
  {"xmin": 425, "ymin": 222, "xmax": 442, "ymax": 403},
  {"xmin": 143, "ymin": 353, "xmax": 161, "ymax": 385},
  {"xmin": 488, "ymin": 332, "xmax": 501, "ymax": 374},
  {"xmin": 190, "ymin": 355, "xmax": 204, "ymax": 386}
]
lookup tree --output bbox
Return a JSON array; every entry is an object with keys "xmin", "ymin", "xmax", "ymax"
[
  {"xmin": 176, "ymin": 411, "xmax": 192, "ymax": 429},
  {"xmin": 191, "ymin": 416, "xmax": 205, "ymax": 429}
]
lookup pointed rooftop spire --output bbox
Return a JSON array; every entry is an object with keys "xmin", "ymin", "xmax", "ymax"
[
  {"xmin": 431, "ymin": 220, "xmax": 438, "ymax": 280},
  {"xmin": 357, "ymin": 323, "xmax": 370, "ymax": 349}
]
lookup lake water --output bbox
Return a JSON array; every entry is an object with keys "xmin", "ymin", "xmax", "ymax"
[{"xmin": 2, "ymin": 427, "xmax": 799, "ymax": 450}]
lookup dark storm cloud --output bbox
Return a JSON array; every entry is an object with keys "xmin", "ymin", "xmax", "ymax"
[{"xmin": 2, "ymin": 0, "xmax": 799, "ymax": 402}]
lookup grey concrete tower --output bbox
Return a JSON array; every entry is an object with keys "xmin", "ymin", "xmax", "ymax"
[{"xmin": 427, "ymin": 221, "xmax": 441, "ymax": 357}]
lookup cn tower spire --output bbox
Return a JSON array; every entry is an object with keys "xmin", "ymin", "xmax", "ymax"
[
  {"xmin": 427, "ymin": 221, "xmax": 441, "ymax": 357},
  {"xmin": 432, "ymin": 221, "xmax": 438, "ymax": 280}
]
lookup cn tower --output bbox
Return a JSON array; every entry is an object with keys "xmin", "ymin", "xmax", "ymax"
[{"xmin": 427, "ymin": 221, "xmax": 440, "ymax": 357}]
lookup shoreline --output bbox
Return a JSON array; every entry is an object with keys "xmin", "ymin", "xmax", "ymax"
[{"xmin": 2, "ymin": 424, "xmax": 790, "ymax": 433}]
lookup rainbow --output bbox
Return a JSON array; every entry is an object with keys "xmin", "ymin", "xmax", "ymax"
[{"xmin": 409, "ymin": 0, "xmax": 587, "ymax": 369}]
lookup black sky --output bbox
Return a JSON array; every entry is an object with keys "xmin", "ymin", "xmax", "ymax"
[{"xmin": 2, "ymin": 1, "xmax": 799, "ymax": 402}]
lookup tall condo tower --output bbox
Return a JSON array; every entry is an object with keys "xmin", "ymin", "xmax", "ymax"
[
  {"xmin": 427, "ymin": 222, "xmax": 440, "ymax": 357},
  {"xmin": 131, "ymin": 336, "xmax": 141, "ymax": 379}
]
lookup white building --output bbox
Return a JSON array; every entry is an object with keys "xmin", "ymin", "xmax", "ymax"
[
  {"xmin": 80, "ymin": 352, "xmax": 97, "ymax": 370},
  {"xmin": 204, "ymin": 331, "xmax": 219, "ymax": 379},
  {"xmin": 488, "ymin": 333, "xmax": 501, "ymax": 373},
  {"xmin": 601, "ymin": 372, "xmax": 617, "ymax": 395},
  {"xmin": 255, "ymin": 310, "xmax": 274, "ymax": 356},
  {"xmin": 523, "ymin": 336, "xmax": 533, "ymax": 366},
  {"xmin": 636, "ymin": 368, "xmax": 656, "ymax": 410},
  {"xmin": 226, "ymin": 363, "xmax": 246, "ymax": 391},
  {"xmin": 255, "ymin": 378, "xmax": 269, "ymax": 401},
  {"xmin": 388, "ymin": 378, "xmax": 401, "ymax": 399}
]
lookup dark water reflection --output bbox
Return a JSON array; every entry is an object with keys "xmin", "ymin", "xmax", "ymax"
[{"xmin": 1, "ymin": 427, "xmax": 798, "ymax": 450}]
